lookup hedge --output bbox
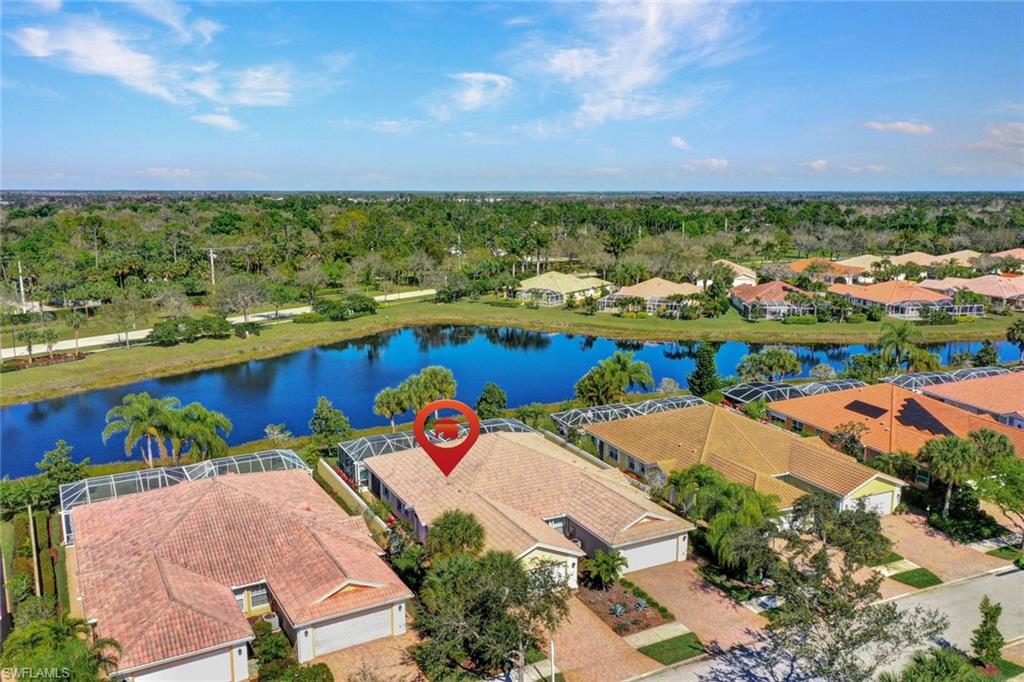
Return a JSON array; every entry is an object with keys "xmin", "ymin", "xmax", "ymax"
[
  {"xmin": 12, "ymin": 514, "xmax": 31, "ymax": 557},
  {"xmin": 292, "ymin": 312, "xmax": 327, "ymax": 324},
  {"xmin": 782, "ymin": 315, "xmax": 817, "ymax": 325},
  {"xmin": 846, "ymin": 313, "xmax": 867, "ymax": 323},
  {"xmin": 34, "ymin": 510, "xmax": 50, "ymax": 551},
  {"xmin": 39, "ymin": 551, "xmax": 56, "ymax": 597},
  {"xmin": 12, "ymin": 556, "xmax": 34, "ymax": 582},
  {"xmin": 55, "ymin": 544, "xmax": 70, "ymax": 614}
]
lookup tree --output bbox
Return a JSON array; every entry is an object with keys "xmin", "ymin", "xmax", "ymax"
[
  {"xmin": 687, "ymin": 341, "xmax": 720, "ymax": 397},
  {"xmin": 0, "ymin": 616, "xmax": 121, "ymax": 680},
  {"xmin": 512, "ymin": 402, "xmax": 548, "ymax": 428},
  {"xmin": 102, "ymin": 392, "xmax": 181, "ymax": 467},
  {"xmin": 879, "ymin": 647, "xmax": 982, "ymax": 682},
  {"xmin": 1007, "ymin": 318, "xmax": 1024, "ymax": 365},
  {"xmin": 919, "ymin": 436, "xmax": 983, "ymax": 518},
  {"xmin": 295, "ymin": 263, "xmax": 327, "ymax": 306},
  {"xmin": 67, "ymin": 310, "xmax": 87, "ymax": 352},
  {"xmin": 425, "ymin": 509, "xmax": 486, "ymax": 561},
  {"xmin": 474, "ymin": 382, "xmax": 507, "ymax": 419},
  {"xmin": 976, "ymin": 455, "xmax": 1024, "ymax": 548},
  {"xmin": 264, "ymin": 423, "xmax": 292, "ymax": 444},
  {"xmin": 16, "ymin": 329, "xmax": 38, "ymax": 362},
  {"xmin": 971, "ymin": 339, "xmax": 999, "ymax": 367},
  {"xmin": 40, "ymin": 327, "xmax": 58, "ymax": 358},
  {"xmin": 831, "ymin": 421, "xmax": 869, "ymax": 458},
  {"xmin": 737, "ymin": 348, "xmax": 800, "ymax": 382},
  {"xmin": 879, "ymin": 320, "xmax": 923, "ymax": 370},
  {"xmin": 107, "ymin": 289, "xmax": 150, "ymax": 348},
  {"xmin": 417, "ymin": 366, "xmax": 458, "ymax": 414},
  {"xmin": 373, "ymin": 387, "xmax": 408, "ymax": 433},
  {"xmin": 214, "ymin": 273, "xmax": 268, "ymax": 323},
  {"xmin": 415, "ymin": 550, "xmax": 571, "ymax": 680},
  {"xmin": 36, "ymin": 440, "xmax": 89, "ymax": 487},
  {"xmin": 574, "ymin": 352, "xmax": 654, "ymax": 406},
  {"xmin": 791, "ymin": 494, "xmax": 892, "ymax": 569},
  {"xmin": 167, "ymin": 402, "xmax": 232, "ymax": 463},
  {"xmin": 308, "ymin": 396, "xmax": 353, "ymax": 446},
  {"xmin": 582, "ymin": 549, "xmax": 627, "ymax": 589},
  {"xmin": 970, "ymin": 595, "xmax": 1004, "ymax": 666},
  {"xmin": 810, "ymin": 362, "xmax": 837, "ymax": 379}
]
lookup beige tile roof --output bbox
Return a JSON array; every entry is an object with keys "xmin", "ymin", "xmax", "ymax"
[
  {"xmin": 993, "ymin": 248, "xmax": 1024, "ymax": 260},
  {"xmin": 827, "ymin": 280, "xmax": 951, "ymax": 305},
  {"xmin": 921, "ymin": 374, "xmax": 1024, "ymax": 419},
  {"xmin": 836, "ymin": 254, "xmax": 885, "ymax": 269},
  {"xmin": 935, "ymin": 250, "xmax": 982, "ymax": 266},
  {"xmin": 713, "ymin": 259, "xmax": 757, "ymax": 279},
  {"xmin": 730, "ymin": 280, "xmax": 808, "ymax": 304},
  {"xmin": 769, "ymin": 383, "xmax": 1024, "ymax": 457},
  {"xmin": 889, "ymin": 251, "xmax": 941, "ymax": 267},
  {"xmin": 583, "ymin": 404, "xmax": 886, "ymax": 508},
  {"xmin": 363, "ymin": 432, "xmax": 692, "ymax": 553},
  {"xmin": 919, "ymin": 275, "xmax": 1024, "ymax": 300},
  {"xmin": 518, "ymin": 272, "xmax": 610, "ymax": 295},
  {"xmin": 616, "ymin": 277, "xmax": 701, "ymax": 299},
  {"xmin": 72, "ymin": 471, "xmax": 411, "ymax": 674}
]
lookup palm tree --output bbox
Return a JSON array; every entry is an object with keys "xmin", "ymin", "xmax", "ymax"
[
  {"xmin": 373, "ymin": 387, "xmax": 409, "ymax": 433},
  {"xmin": 168, "ymin": 403, "xmax": 232, "ymax": 463},
  {"xmin": 907, "ymin": 348, "xmax": 941, "ymax": 372},
  {"xmin": 0, "ymin": 616, "xmax": 121, "ymax": 677},
  {"xmin": 67, "ymin": 311, "xmax": 86, "ymax": 352},
  {"xmin": 878, "ymin": 646, "xmax": 979, "ymax": 682},
  {"xmin": 598, "ymin": 351, "xmax": 654, "ymax": 392},
  {"xmin": 667, "ymin": 464, "xmax": 733, "ymax": 519},
  {"xmin": 878, "ymin": 321, "xmax": 922, "ymax": 371},
  {"xmin": 16, "ymin": 329, "xmax": 38, "ymax": 362},
  {"xmin": 417, "ymin": 366, "xmax": 457, "ymax": 416},
  {"xmin": 425, "ymin": 509, "xmax": 485, "ymax": 561},
  {"xmin": 574, "ymin": 367, "xmax": 622, "ymax": 406},
  {"xmin": 398, "ymin": 375, "xmax": 431, "ymax": 414},
  {"xmin": 1007, "ymin": 318, "xmax": 1024, "ymax": 365},
  {"xmin": 969, "ymin": 429, "xmax": 1016, "ymax": 466},
  {"xmin": 102, "ymin": 392, "xmax": 181, "ymax": 467},
  {"xmin": 919, "ymin": 436, "xmax": 982, "ymax": 518},
  {"xmin": 582, "ymin": 549, "xmax": 627, "ymax": 590},
  {"xmin": 40, "ymin": 328, "xmax": 58, "ymax": 358}
]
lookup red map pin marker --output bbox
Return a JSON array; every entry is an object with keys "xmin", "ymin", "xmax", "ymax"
[{"xmin": 413, "ymin": 399, "xmax": 480, "ymax": 477}]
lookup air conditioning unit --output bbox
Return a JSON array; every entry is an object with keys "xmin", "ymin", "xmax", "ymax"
[{"xmin": 261, "ymin": 612, "xmax": 280, "ymax": 632}]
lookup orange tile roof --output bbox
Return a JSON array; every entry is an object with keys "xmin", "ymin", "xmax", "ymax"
[
  {"xmin": 583, "ymin": 404, "xmax": 889, "ymax": 509},
  {"xmin": 787, "ymin": 258, "xmax": 864, "ymax": 276},
  {"xmin": 72, "ymin": 471, "xmax": 411, "ymax": 674},
  {"xmin": 993, "ymin": 248, "xmax": 1024, "ymax": 260},
  {"xmin": 363, "ymin": 431, "xmax": 693, "ymax": 554},
  {"xmin": 730, "ymin": 280, "xmax": 808, "ymax": 304},
  {"xmin": 616, "ymin": 277, "xmax": 701, "ymax": 299},
  {"xmin": 826, "ymin": 280, "xmax": 951, "ymax": 305},
  {"xmin": 768, "ymin": 383, "xmax": 1024, "ymax": 457},
  {"xmin": 921, "ymin": 374, "xmax": 1024, "ymax": 419}
]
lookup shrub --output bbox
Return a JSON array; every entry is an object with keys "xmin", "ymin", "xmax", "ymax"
[
  {"xmin": 634, "ymin": 598, "xmax": 648, "ymax": 612},
  {"xmin": 0, "ymin": 362, "xmax": 23, "ymax": 373},
  {"xmin": 9, "ymin": 572, "xmax": 34, "ymax": 604},
  {"xmin": 12, "ymin": 556, "xmax": 34, "ymax": 581},
  {"xmin": 954, "ymin": 316, "xmax": 977, "ymax": 324},
  {"xmin": 233, "ymin": 321, "xmax": 262, "ymax": 338},
  {"xmin": 846, "ymin": 313, "xmax": 867, "ymax": 324},
  {"xmin": 292, "ymin": 312, "xmax": 326, "ymax": 324},
  {"xmin": 252, "ymin": 620, "xmax": 272, "ymax": 638},
  {"xmin": 487, "ymin": 298, "xmax": 521, "ymax": 308},
  {"xmin": 929, "ymin": 511, "xmax": 1004, "ymax": 543},
  {"xmin": 34, "ymin": 511, "xmax": 50, "ymax": 551},
  {"xmin": 782, "ymin": 315, "xmax": 816, "ymax": 325},
  {"xmin": 15, "ymin": 595, "xmax": 55, "ymax": 626},
  {"xmin": 866, "ymin": 305, "xmax": 885, "ymax": 321},
  {"xmin": 257, "ymin": 658, "xmax": 297, "ymax": 681},
  {"xmin": 148, "ymin": 315, "xmax": 232, "ymax": 345},
  {"xmin": 619, "ymin": 311, "xmax": 649, "ymax": 319},
  {"xmin": 55, "ymin": 545, "xmax": 70, "ymax": 614},
  {"xmin": 198, "ymin": 315, "xmax": 232, "ymax": 338},
  {"xmin": 38, "ymin": 553, "xmax": 55, "ymax": 596},
  {"xmin": 609, "ymin": 602, "xmax": 627, "ymax": 617},
  {"xmin": 254, "ymin": 630, "xmax": 292, "ymax": 663},
  {"xmin": 258, "ymin": 660, "xmax": 334, "ymax": 682},
  {"xmin": 12, "ymin": 515, "xmax": 31, "ymax": 558},
  {"xmin": 612, "ymin": 621, "xmax": 631, "ymax": 635}
]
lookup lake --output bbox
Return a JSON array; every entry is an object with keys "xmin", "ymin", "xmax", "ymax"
[{"xmin": 0, "ymin": 325, "xmax": 1016, "ymax": 478}]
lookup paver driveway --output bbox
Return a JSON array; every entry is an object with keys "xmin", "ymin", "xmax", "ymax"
[
  {"xmin": 627, "ymin": 560, "xmax": 767, "ymax": 652},
  {"xmin": 314, "ymin": 630, "xmax": 424, "ymax": 681},
  {"xmin": 882, "ymin": 513, "xmax": 1010, "ymax": 582},
  {"xmin": 551, "ymin": 597, "xmax": 661, "ymax": 682}
]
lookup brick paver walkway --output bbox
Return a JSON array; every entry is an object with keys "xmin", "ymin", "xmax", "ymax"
[
  {"xmin": 313, "ymin": 630, "xmax": 424, "ymax": 681},
  {"xmin": 550, "ymin": 597, "xmax": 661, "ymax": 682},
  {"xmin": 628, "ymin": 560, "xmax": 767, "ymax": 652},
  {"xmin": 882, "ymin": 513, "xmax": 1010, "ymax": 582}
]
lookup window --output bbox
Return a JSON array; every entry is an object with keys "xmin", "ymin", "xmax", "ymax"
[
  {"xmin": 914, "ymin": 467, "xmax": 930, "ymax": 487},
  {"xmin": 250, "ymin": 585, "xmax": 270, "ymax": 608},
  {"xmin": 234, "ymin": 588, "xmax": 245, "ymax": 611},
  {"xmin": 547, "ymin": 517, "xmax": 566, "ymax": 534},
  {"xmin": 627, "ymin": 457, "xmax": 637, "ymax": 472},
  {"xmin": 791, "ymin": 420, "xmax": 804, "ymax": 433},
  {"xmin": 607, "ymin": 447, "xmax": 620, "ymax": 463}
]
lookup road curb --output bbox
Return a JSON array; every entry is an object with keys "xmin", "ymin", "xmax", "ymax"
[{"xmin": 877, "ymin": 565, "xmax": 1023, "ymax": 604}]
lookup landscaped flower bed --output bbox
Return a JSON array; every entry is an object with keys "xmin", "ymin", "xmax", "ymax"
[
  {"xmin": 577, "ymin": 581, "xmax": 671, "ymax": 636},
  {"xmin": 2, "ymin": 352, "xmax": 85, "ymax": 371}
]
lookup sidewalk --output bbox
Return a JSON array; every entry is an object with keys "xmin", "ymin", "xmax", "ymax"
[{"xmin": 1, "ymin": 289, "xmax": 435, "ymax": 359}]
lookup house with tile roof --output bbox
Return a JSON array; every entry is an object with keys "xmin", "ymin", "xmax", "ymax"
[
  {"xmin": 69, "ymin": 470, "xmax": 412, "ymax": 680},
  {"xmin": 919, "ymin": 275, "xmax": 1024, "ymax": 310},
  {"xmin": 786, "ymin": 257, "xmax": 865, "ymax": 284},
  {"xmin": 836, "ymin": 254, "xmax": 885, "ymax": 270},
  {"xmin": 921, "ymin": 373, "xmax": 1024, "ymax": 429},
  {"xmin": 934, "ymin": 249, "xmax": 983, "ymax": 267},
  {"xmin": 697, "ymin": 259, "xmax": 758, "ymax": 288},
  {"xmin": 730, "ymin": 281, "xmax": 814, "ymax": 320},
  {"xmin": 993, "ymin": 247, "xmax": 1024, "ymax": 262},
  {"xmin": 826, "ymin": 280, "xmax": 982, "ymax": 318},
  {"xmin": 515, "ymin": 271, "xmax": 611, "ymax": 306},
  {"xmin": 362, "ymin": 431, "xmax": 694, "ymax": 580},
  {"xmin": 598, "ymin": 277, "xmax": 702, "ymax": 314},
  {"xmin": 582, "ymin": 403, "xmax": 903, "ymax": 515},
  {"xmin": 768, "ymin": 382, "xmax": 1024, "ymax": 487},
  {"xmin": 889, "ymin": 251, "xmax": 942, "ymax": 268}
]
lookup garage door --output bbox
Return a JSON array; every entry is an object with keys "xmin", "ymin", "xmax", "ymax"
[
  {"xmin": 621, "ymin": 537, "xmax": 679, "ymax": 573},
  {"xmin": 314, "ymin": 605, "xmax": 391, "ymax": 655},
  {"xmin": 854, "ymin": 492, "xmax": 893, "ymax": 515}
]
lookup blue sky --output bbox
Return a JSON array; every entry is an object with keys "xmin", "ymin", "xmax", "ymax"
[{"xmin": 2, "ymin": 1, "xmax": 1022, "ymax": 191}]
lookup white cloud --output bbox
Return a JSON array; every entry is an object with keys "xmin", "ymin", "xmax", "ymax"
[
  {"xmin": 965, "ymin": 122, "xmax": 1024, "ymax": 151},
  {"xmin": 526, "ymin": 2, "xmax": 752, "ymax": 128},
  {"xmin": 231, "ymin": 65, "xmax": 292, "ymax": 106},
  {"xmin": 683, "ymin": 157, "xmax": 729, "ymax": 171},
  {"xmin": 669, "ymin": 136, "xmax": 691, "ymax": 151},
  {"xmin": 451, "ymin": 72, "xmax": 515, "ymax": 111},
  {"xmin": 845, "ymin": 164, "xmax": 892, "ymax": 174},
  {"xmin": 192, "ymin": 112, "xmax": 245, "ymax": 132},
  {"xmin": 804, "ymin": 159, "xmax": 829, "ymax": 172},
  {"xmin": 127, "ymin": 1, "xmax": 222, "ymax": 45},
  {"xmin": 191, "ymin": 18, "xmax": 223, "ymax": 46},
  {"xmin": 865, "ymin": 120, "xmax": 935, "ymax": 135},
  {"xmin": 10, "ymin": 22, "xmax": 179, "ymax": 102}
]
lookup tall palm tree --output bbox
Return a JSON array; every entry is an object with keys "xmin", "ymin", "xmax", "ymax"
[
  {"xmin": 0, "ymin": 616, "xmax": 121, "ymax": 677},
  {"xmin": 168, "ymin": 403, "xmax": 232, "ymax": 463},
  {"xmin": 418, "ymin": 366, "xmax": 457, "ymax": 416},
  {"xmin": 16, "ymin": 329, "xmax": 38, "ymax": 362},
  {"xmin": 573, "ymin": 366, "xmax": 622, "ymax": 406},
  {"xmin": 878, "ymin": 320, "xmax": 923, "ymax": 370},
  {"xmin": 67, "ymin": 311, "xmax": 87, "ymax": 352},
  {"xmin": 1007, "ymin": 318, "xmax": 1024, "ymax": 365},
  {"xmin": 969, "ymin": 429, "xmax": 1016, "ymax": 466},
  {"xmin": 919, "ymin": 436, "xmax": 982, "ymax": 518},
  {"xmin": 373, "ymin": 386, "xmax": 409, "ymax": 432},
  {"xmin": 102, "ymin": 392, "xmax": 180, "ymax": 467},
  {"xmin": 598, "ymin": 351, "xmax": 654, "ymax": 393},
  {"xmin": 398, "ymin": 376, "xmax": 431, "ymax": 414}
]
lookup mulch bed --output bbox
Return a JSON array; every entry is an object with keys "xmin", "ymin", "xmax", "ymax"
[
  {"xmin": 4, "ymin": 352, "xmax": 86, "ymax": 369},
  {"xmin": 577, "ymin": 583, "xmax": 670, "ymax": 636}
]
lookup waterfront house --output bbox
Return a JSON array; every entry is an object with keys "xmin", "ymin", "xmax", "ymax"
[
  {"xmin": 598, "ymin": 277, "xmax": 702, "ymax": 314},
  {"xmin": 697, "ymin": 259, "xmax": 757, "ymax": 288},
  {"xmin": 921, "ymin": 373, "xmax": 1024, "ymax": 429},
  {"xmin": 826, "ymin": 280, "xmax": 981, "ymax": 318},
  {"xmin": 362, "ymin": 430, "xmax": 694, "ymax": 579},
  {"xmin": 919, "ymin": 275, "xmax": 1024, "ymax": 310},
  {"xmin": 786, "ymin": 257, "xmax": 864, "ymax": 284},
  {"xmin": 730, "ymin": 281, "xmax": 814, "ymax": 320},
  {"xmin": 516, "ymin": 271, "xmax": 611, "ymax": 306}
]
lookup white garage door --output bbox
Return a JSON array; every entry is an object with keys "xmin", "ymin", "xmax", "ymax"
[
  {"xmin": 314, "ymin": 605, "xmax": 391, "ymax": 655},
  {"xmin": 621, "ymin": 537, "xmax": 679, "ymax": 573},
  {"xmin": 854, "ymin": 492, "xmax": 893, "ymax": 515}
]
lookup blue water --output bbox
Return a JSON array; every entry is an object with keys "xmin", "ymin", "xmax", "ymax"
[{"xmin": 0, "ymin": 325, "xmax": 1016, "ymax": 478}]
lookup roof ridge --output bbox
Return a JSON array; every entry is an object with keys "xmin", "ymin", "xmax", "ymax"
[
  {"xmin": 155, "ymin": 556, "xmax": 250, "ymax": 631},
  {"xmin": 151, "ymin": 478, "xmax": 223, "ymax": 554}
]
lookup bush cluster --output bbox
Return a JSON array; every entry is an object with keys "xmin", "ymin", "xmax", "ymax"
[
  {"xmin": 312, "ymin": 293, "xmax": 378, "ymax": 321},
  {"xmin": 292, "ymin": 312, "xmax": 327, "ymax": 324},
  {"xmin": 147, "ymin": 315, "xmax": 232, "ymax": 346},
  {"xmin": 782, "ymin": 315, "xmax": 816, "ymax": 325},
  {"xmin": 845, "ymin": 313, "xmax": 868, "ymax": 323}
]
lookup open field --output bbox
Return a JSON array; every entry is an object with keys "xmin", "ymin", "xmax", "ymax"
[{"xmin": 3, "ymin": 297, "xmax": 1020, "ymax": 406}]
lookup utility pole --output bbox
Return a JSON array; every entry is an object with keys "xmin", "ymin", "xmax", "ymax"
[
  {"xmin": 208, "ymin": 249, "xmax": 217, "ymax": 288},
  {"xmin": 17, "ymin": 260, "xmax": 26, "ymax": 310}
]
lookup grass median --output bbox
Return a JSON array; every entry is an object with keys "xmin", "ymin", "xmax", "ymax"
[{"xmin": 3, "ymin": 297, "xmax": 1020, "ymax": 406}]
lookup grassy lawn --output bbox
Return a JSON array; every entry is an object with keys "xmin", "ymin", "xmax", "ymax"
[
  {"xmin": 638, "ymin": 633, "xmax": 705, "ymax": 665},
  {"xmin": 0, "ymin": 519, "xmax": 13, "ymax": 579},
  {"xmin": 986, "ymin": 546, "xmax": 1024, "ymax": 562},
  {"xmin": 889, "ymin": 567, "xmax": 943, "ymax": 588},
  {"xmin": 866, "ymin": 550, "xmax": 904, "ymax": 567},
  {"xmin": 993, "ymin": 657, "xmax": 1024, "ymax": 681},
  {"xmin": 4, "ymin": 297, "xmax": 1021, "ymax": 407}
]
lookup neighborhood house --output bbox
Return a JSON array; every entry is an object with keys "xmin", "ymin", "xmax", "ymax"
[
  {"xmin": 730, "ymin": 281, "xmax": 814, "ymax": 320},
  {"xmin": 598, "ymin": 276, "xmax": 702, "ymax": 314},
  {"xmin": 515, "ymin": 271, "xmax": 611, "ymax": 306},
  {"xmin": 921, "ymin": 373, "xmax": 1024, "ymax": 429},
  {"xmin": 827, "ymin": 280, "xmax": 982, "ymax": 319}
]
